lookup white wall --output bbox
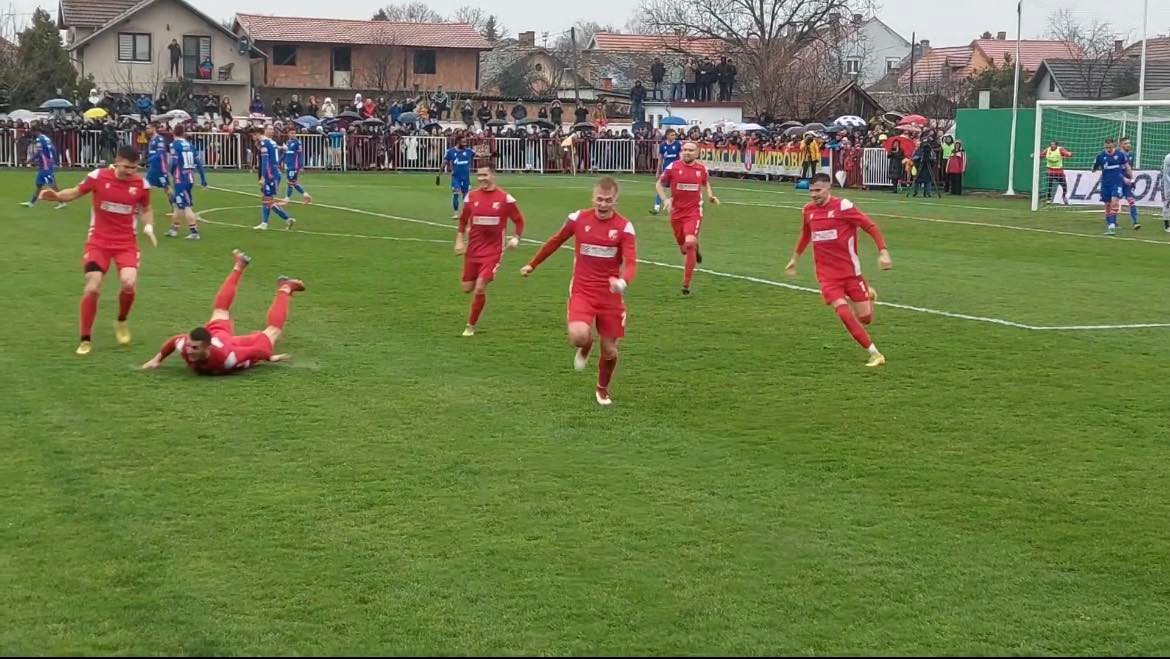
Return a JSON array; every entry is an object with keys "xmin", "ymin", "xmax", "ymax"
[
  {"xmin": 840, "ymin": 18, "xmax": 911, "ymax": 88},
  {"xmin": 645, "ymin": 102, "xmax": 742, "ymax": 129}
]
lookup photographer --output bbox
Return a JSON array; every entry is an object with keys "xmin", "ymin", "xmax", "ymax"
[{"xmin": 911, "ymin": 133, "xmax": 939, "ymax": 197}]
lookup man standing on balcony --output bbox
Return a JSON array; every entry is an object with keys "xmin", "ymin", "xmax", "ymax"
[{"xmin": 168, "ymin": 39, "xmax": 182, "ymax": 78}]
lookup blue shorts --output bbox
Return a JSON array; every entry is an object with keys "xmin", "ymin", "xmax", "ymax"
[
  {"xmin": 35, "ymin": 170, "xmax": 55, "ymax": 187},
  {"xmin": 146, "ymin": 171, "xmax": 168, "ymax": 189},
  {"xmin": 262, "ymin": 178, "xmax": 280, "ymax": 198},
  {"xmin": 1121, "ymin": 181, "xmax": 1135, "ymax": 201},
  {"xmin": 173, "ymin": 183, "xmax": 193, "ymax": 209},
  {"xmin": 286, "ymin": 170, "xmax": 299, "ymax": 184},
  {"xmin": 1099, "ymin": 182, "xmax": 1124, "ymax": 203},
  {"xmin": 451, "ymin": 176, "xmax": 469, "ymax": 194}
]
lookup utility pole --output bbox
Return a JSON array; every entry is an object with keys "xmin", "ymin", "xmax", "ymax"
[
  {"xmin": 571, "ymin": 26, "xmax": 580, "ymax": 104},
  {"xmin": 909, "ymin": 31, "xmax": 915, "ymax": 94}
]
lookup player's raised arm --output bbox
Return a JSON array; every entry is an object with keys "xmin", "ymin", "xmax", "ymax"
[
  {"xmin": 142, "ymin": 335, "xmax": 181, "ymax": 369},
  {"xmin": 521, "ymin": 214, "xmax": 576, "ymax": 276}
]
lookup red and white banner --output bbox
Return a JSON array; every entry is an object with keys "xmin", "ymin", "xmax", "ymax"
[{"xmin": 1055, "ymin": 169, "xmax": 1168, "ymax": 207}]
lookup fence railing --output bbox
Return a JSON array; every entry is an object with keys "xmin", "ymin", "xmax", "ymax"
[{"xmin": 0, "ymin": 128, "xmax": 890, "ymax": 188}]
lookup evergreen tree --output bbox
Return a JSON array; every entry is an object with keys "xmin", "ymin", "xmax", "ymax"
[
  {"xmin": 11, "ymin": 9, "xmax": 80, "ymax": 108},
  {"xmin": 372, "ymin": 8, "xmax": 389, "ymax": 20},
  {"xmin": 483, "ymin": 15, "xmax": 499, "ymax": 43}
]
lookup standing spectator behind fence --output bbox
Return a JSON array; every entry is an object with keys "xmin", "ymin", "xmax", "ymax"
[
  {"xmin": 650, "ymin": 58, "xmax": 665, "ymax": 100},
  {"xmin": 431, "ymin": 86, "xmax": 450, "ymax": 120},
  {"xmin": 462, "ymin": 101, "xmax": 474, "ymax": 127},
  {"xmin": 630, "ymin": 81, "xmax": 646, "ymax": 123},
  {"xmin": 306, "ymin": 96, "xmax": 319, "ymax": 118},
  {"xmin": 551, "ymin": 100, "xmax": 563, "ymax": 126},
  {"xmin": 946, "ymin": 141, "xmax": 966, "ymax": 195},
  {"xmin": 687, "ymin": 59, "xmax": 699, "ymax": 100},
  {"xmin": 511, "ymin": 99, "xmax": 527, "ymax": 123},
  {"xmin": 940, "ymin": 135, "xmax": 954, "ymax": 192},
  {"xmin": 249, "ymin": 93, "xmax": 263, "ymax": 115},
  {"xmin": 494, "ymin": 102, "xmax": 507, "ymax": 123},
  {"xmin": 287, "ymin": 94, "xmax": 304, "ymax": 118},
  {"xmin": 477, "ymin": 101, "xmax": 491, "ymax": 129},
  {"xmin": 717, "ymin": 57, "xmax": 736, "ymax": 101},
  {"xmin": 320, "ymin": 97, "xmax": 336, "ymax": 118},
  {"xmin": 668, "ymin": 60, "xmax": 684, "ymax": 101}
]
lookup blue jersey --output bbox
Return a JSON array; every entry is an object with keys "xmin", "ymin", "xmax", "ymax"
[
  {"xmin": 283, "ymin": 137, "xmax": 303, "ymax": 174},
  {"xmin": 260, "ymin": 137, "xmax": 281, "ymax": 181},
  {"xmin": 659, "ymin": 140, "xmax": 681, "ymax": 171},
  {"xmin": 34, "ymin": 134, "xmax": 56, "ymax": 172},
  {"xmin": 1094, "ymin": 149, "xmax": 1129, "ymax": 187},
  {"xmin": 170, "ymin": 138, "xmax": 206, "ymax": 187},
  {"xmin": 445, "ymin": 147, "xmax": 475, "ymax": 180},
  {"xmin": 147, "ymin": 134, "xmax": 169, "ymax": 174}
]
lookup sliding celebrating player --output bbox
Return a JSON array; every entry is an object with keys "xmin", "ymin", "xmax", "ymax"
[
  {"xmin": 521, "ymin": 176, "xmax": 637, "ymax": 406},
  {"xmin": 785, "ymin": 173, "xmax": 892, "ymax": 367},
  {"xmin": 141, "ymin": 250, "xmax": 305, "ymax": 375},
  {"xmin": 655, "ymin": 140, "xmax": 718, "ymax": 295},
  {"xmin": 40, "ymin": 146, "xmax": 157, "ymax": 355},
  {"xmin": 454, "ymin": 165, "xmax": 524, "ymax": 336}
]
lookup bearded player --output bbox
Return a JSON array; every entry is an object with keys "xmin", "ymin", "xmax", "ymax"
[
  {"xmin": 454, "ymin": 165, "xmax": 525, "ymax": 336},
  {"xmin": 521, "ymin": 176, "xmax": 637, "ymax": 406},
  {"xmin": 141, "ymin": 250, "xmax": 305, "ymax": 375},
  {"xmin": 654, "ymin": 141, "xmax": 718, "ymax": 295},
  {"xmin": 784, "ymin": 173, "xmax": 892, "ymax": 367},
  {"xmin": 40, "ymin": 146, "xmax": 157, "ymax": 355}
]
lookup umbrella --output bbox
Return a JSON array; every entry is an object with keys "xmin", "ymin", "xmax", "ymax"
[
  {"xmin": 337, "ymin": 110, "xmax": 362, "ymax": 120},
  {"xmin": 39, "ymin": 98, "xmax": 74, "ymax": 110},
  {"xmin": 737, "ymin": 122, "xmax": 765, "ymax": 132},
  {"xmin": 9, "ymin": 109, "xmax": 38, "ymax": 121},
  {"xmin": 423, "ymin": 121, "xmax": 442, "ymax": 131},
  {"xmin": 362, "ymin": 117, "xmax": 385, "ymax": 125},
  {"xmin": 156, "ymin": 109, "xmax": 190, "ymax": 121},
  {"xmin": 823, "ymin": 124, "xmax": 848, "ymax": 134},
  {"xmin": 777, "ymin": 120, "xmax": 802, "ymax": 129},
  {"xmin": 517, "ymin": 117, "xmax": 555, "ymax": 129},
  {"xmin": 881, "ymin": 111, "xmax": 906, "ymax": 125},
  {"xmin": 397, "ymin": 111, "xmax": 419, "ymax": 124},
  {"xmin": 660, "ymin": 115, "xmax": 687, "ymax": 126},
  {"xmin": 802, "ymin": 122, "xmax": 826, "ymax": 133},
  {"xmin": 83, "ymin": 107, "xmax": 108, "ymax": 120},
  {"xmin": 783, "ymin": 126, "xmax": 804, "ymax": 138},
  {"xmin": 834, "ymin": 115, "xmax": 867, "ymax": 128},
  {"xmin": 294, "ymin": 115, "xmax": 321, "ymax": 128},
  {"xmin": 572, "ymin": 121, "xmax": 596, "ymax": 132},
  {"xmin": 897, "ymin": 113, "xmax": 927, "ymax": 127},
  {"xmin": 487, "ymin": 118, "xmax": 508, "ymax": 127},
  {"xmin": 883, "ymin": 134, "xmax": 917, "ymax": 155}
]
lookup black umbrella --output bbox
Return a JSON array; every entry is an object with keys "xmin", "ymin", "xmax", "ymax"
[
  {"xmin": 783, "ymin": 126, "xmax": 804, "ymax": 138},
  {"xmin": 572, "ymin": 121, "xmax": 596, "ymax": 132},
  {"xmin": 337, "ymin": 110, "xmax": 362, "ymax": 120},
  {"xmin": 517, "ymin": 117, "xmax": 555, "ymax": 129},
  {"xmin": 423, "ymin": 121, "xmax": 442, "ymax": 131},
  {"xmin": 486, "ymin": 118, "xmax": 507, "ymax": 127},
  {"xmin": 398, "ymin": 111, "xmax": 419, "ymax": 124},
  {"xmin": 777, "ymin": 120, "xmax": 802, "ymax": 129},
  {"xmin": 362, "ymin": 117, "xmax": 385, "ymax": 125}
]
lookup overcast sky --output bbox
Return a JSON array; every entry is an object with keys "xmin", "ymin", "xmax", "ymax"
[{"xmin": 10, "ymin": 0, "xmax": 1170, "ymax": 46}]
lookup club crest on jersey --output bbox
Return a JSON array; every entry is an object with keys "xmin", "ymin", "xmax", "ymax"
[
  {"xmin": 492, "ymin": 201, "xmax": 500, "ymax": 209},
  {"xmin": 608, "ymin": 229, "xmax": 618, "ymax": 239},
  {"xmin": 129, "ymin": 187, "xmax": 138, "ymax": 195},
  {"xmin": 584, "ymin": 225, "xmax": 592, "ymax": 232}
]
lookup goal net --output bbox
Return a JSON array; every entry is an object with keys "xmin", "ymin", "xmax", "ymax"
[{"xmin": 1031, "ymin": 100, "xmax": 1170, "ymax": 211}]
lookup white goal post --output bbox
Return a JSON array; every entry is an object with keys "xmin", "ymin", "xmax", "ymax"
[{"xmin": 1031, "ymin": 100, "xmax": 1170, "ymax": 211}]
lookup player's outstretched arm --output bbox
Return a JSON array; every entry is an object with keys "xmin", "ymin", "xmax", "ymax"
[
  {"xmin": 139, "ymin": 206, "xmax": 157, "ymax": 247},
  {"xmin": 40, "ymin": 186, "xmax": 84, "ymax": 203},
  {"xmin": 142, "ymin": 336, "xmax": 180, "ymax": 369}
]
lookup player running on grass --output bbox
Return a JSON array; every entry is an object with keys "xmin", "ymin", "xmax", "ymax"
[
  {"xmin": 784, "ymin": 172, "xmax": 892, "ymax": 368},
  {"xmin": 167, "ymin": 124, "xmax": 207, "ymax": 239},
  {"xmin": 651, "ymin": 129, "xmax": 681, "ymax": 214},
  {"xmin": 22, "ymin": 126, "xmax": 67, "ymax": 209},
  {"xmin": 654, "ymin": 141, "xmax": 719, "ymax": 295},
  {"xmin": 454, "ymin": 165, "xmax": 525, "ymax": 336},
  {"xmin": 1092, "ymin": 138, "xmax": 1129, "ymax": 236},
  {"xmin": 283, "ymin": 126, "xmax": 312, "ymax": 205},
  {"xmin": 254, "ymin": 125, "xmax": 296, "ymax": 230},
  {"xmin": 445, "ymin": 137, "xmax": 476, "ymax": 220},
  {"xmin": 39, "ymin": 145, "xmax": 157, "ymax": 355},
  {"xmin": 144, "ymin": 124, "xmax": 173, "ymax": 215},
  {"xmin": 1118, "ymin": 136, "xmax": 1140, "ymax": 230},
  {"xmin": 522, "ymin": 176, "xmax": 637, "ymax": 406},
  {"xmin": 141, "ymin": 250, "xmax": 305, "ymax": 375}
]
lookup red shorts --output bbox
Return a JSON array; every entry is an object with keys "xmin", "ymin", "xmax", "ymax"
[
  {"xmin": 205, "ymin": 319, "xmax": 274, "ymax": 362},
  {"xmin": 461, "ymin": 256, "xmax": 501, "ymax": 283},
  {"xmin": 82, "ymin": 244, "xmax": 139, "ymax": 273},
  {"xmin": 671, "ymin": 215, "xmax": 702, "ymax": 247},
  {"xmin": 819, "ymin": 276, "xmax": 870, "ymax": 305},
  {"xmin": 567, "ymin": 294, "xmax": 626, "ymax": 338}
]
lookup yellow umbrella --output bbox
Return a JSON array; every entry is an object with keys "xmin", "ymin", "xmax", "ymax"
[{"xmin": 83, "ymin": 107, "xmax": 108, "ymax": 120}]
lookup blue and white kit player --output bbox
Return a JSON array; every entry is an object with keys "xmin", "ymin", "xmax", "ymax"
[
  {"xmin": 1092, "ymin": 138, "xmax": 1129, "ymax": 236},
  {"xmin": 283, "ymin": 125, "xmax": 312, "ymax": 205},
  {"xmin": 652, "ymin": 130, "xmax": 682, "ymax": 214},
  {"xmin": 168, "ymin": 124, "xmax": 208, "ymax": 240},
  {"xmin": 254, "ymin": 125, "xmax": 296, "ymax": 230},
  {"xmin": 145, "ymin": 124, "xmax": 172, "ymax": 214},
  {"xmin": 1118, "ymin": 136, "xmax": 1141, "ymax": 229},
  {"xmin": 444, "ymin": 138, "xmax": 475, "ymax": 219},
  {"xmin": 22, "ymin": 126, "xmax": 66, "ymax": 209}
]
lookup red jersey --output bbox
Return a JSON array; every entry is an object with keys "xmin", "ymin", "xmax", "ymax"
[
  {"xmin": 796, "ymin": 197, "xmax": 887, "ymax": 282},
  {"xmin": 77, "ymin": 167, "xmax": 151, "ymax": 251},
  {"xmin": 159, "ymin": 331, "xmax": 269, "ymax": 375},
  {"xmin": 457, "ymin": 187, "xmax": 525, "ymax": 260},
  {"xmin": 658, "ymin": 159, "xmax": 708, "ymax": 219},
  {"xmin": 528, "ymin": 208, "xmax": 637, "ymax": 297}
]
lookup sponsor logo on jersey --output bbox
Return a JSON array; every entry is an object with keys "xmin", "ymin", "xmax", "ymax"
[
  {"xmin": 676, "ymin": 183, "xmax": 701, "ymax": 191},
  {"xmin": 472, "ymin": 216, "xmax": 501, "ymax": 226},
  {"xmin": 99, "ymin": 201, "xmax": 135, "ymax": 215},
  {"xmin": 580, "ymin": 243, "xmax": 618, "ymax": 258},
  {"xmin": 812, "ymin": 229, "xmax": 839, "ymax": 242}
]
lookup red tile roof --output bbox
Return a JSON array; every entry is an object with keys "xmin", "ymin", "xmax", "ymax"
[
  {"xmin": 971, "ymin": 39, "xmax": 1082, "ymax": 72},
  {"xmin": 234, "ymin": 13, "xmax": 490, "ymax": 50},
  {"xmin": 897, "ymin": 45, "xmax": 972, "ymax": 84},
  {"xmin": 589, "ymin": 32, "xmax": 727, "ymax": 58},
  {"xmin": 1124, "ymin": 36, "xmax": 1170, "ymax": 61},
  {"xmin": 59, "ymin": 0, "xmax": 137, "ymax": 28}
]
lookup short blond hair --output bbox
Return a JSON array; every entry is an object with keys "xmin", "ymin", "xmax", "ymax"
[{"xmin": 595, "ymin": 176, "xmax": 620, "ymax": 194}]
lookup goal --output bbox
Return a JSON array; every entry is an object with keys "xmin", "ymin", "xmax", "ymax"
[{"xmin": 1030, "ymin": 100, "xmax": 1170, "ymax": 211}]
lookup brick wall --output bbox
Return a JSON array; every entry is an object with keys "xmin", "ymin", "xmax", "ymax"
[{"xmin": 257, "ymin": 42, "xmax": 481, "ymax": 94}]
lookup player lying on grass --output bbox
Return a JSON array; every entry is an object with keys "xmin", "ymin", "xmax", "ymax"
[
  {"xmin": 785, "ymin": 172, "xmax": 892, "ymax": 368},
  {"xmin": 141, "ymin": 250, "xmax": 305, "ymax": 375}
]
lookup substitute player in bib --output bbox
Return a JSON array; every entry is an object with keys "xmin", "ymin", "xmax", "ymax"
[
  {"xmin": 255, "ymin": 125, "xmax": 296, "ymax": 230},
  {"xmin": 40, "ymin": 146, "xmax": 157, "ymax": 355},
  {"xmin": 655, "ymin": 141, "xmax": 719, "ymax": 295},
  {"xmin": 522, "ymin": 176, "xmax": 637, "ymax": 406},
  {"xmin": 141, "ymin": 250, "xmax": 305, "ymax": 375},
  {"xmin": 167, "ymin": 125, "xmax": 207, "ymax": 239},
  {"xmin": 1092, "ymin": 138, "xmax": 1129, "ymax": 236},
  {"xmin": 283, "ymin": 126, "xmax": 312, "ymax": 205},
  {"xmin": 785, "ymin": 173, "xmax": 892, "ymax": 368},
  {"xmin": 454, "ymin": 165, "xmax": 525, "ymax": 336},
  {"xmin": 1118, "ymin": 137, "xmax": 1141, "ymax": 229},
  {"xmin": 445, "ymin": 138, "xmax": 476, "ymax": 220},
  {"xmin": 144, "ymin": 124, "xmax": 173, "ymax": 214},
  {"xmin": 651, "ymin": 129, "xmax": 681, "ymax": 214},
  {"xmin": 22, "ymin": 126, "xmax": 67, "ymax": 209}
]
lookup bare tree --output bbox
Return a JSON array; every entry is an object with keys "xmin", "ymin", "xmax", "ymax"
[
  {"xmin": 638, "ymin": 0, "xmax": 874, "ymax": 118},
  {"xmin": 452, "ymin": 6, "xmax": 506, "ymax": 42},
  {"xmin": 553, "ymin": 20, "xmax": 615, "ymax": 52},
  {"xmin": 1045, "ymin": 8, "xmax": 1132, "ymax": 99},
  {"xmin": 372, "ymin": 2, "xmax": 444, "ymax": 23},
  {"xmin": 355, "ymin": 33, "xmax": 406, "ymax": 93}
]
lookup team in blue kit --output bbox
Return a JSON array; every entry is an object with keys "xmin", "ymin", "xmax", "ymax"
[
  {"xmin": 1092, "ymin": 137, "xmax": 1133, "ymax": 236},
  {"xmin": 168, "ymin": 124, "xmax": 207, "ymax": 239},
  {"xmin": 283, "ymin": 126, "xmax": 312, "ymax": 205},
  {"xmin": 22, "ymin": 127, "xmax": 67, "ymax": 209},
  {"xmin": 145, "ymin": 124, "xmax": 172, "ymax": 212},
  {"xmin": 1117, "ymin": 136, "xmax": 1141, "ymax": 229},
  {"xmin": 444, "ymin": 138, "xmax": 476, "ymax": 219},
  {"xmin": 255, "ymin": 125, "xmax": 296, "ymax": 230},
  {"xmin": 652, "ymin": 129, "xmax": 682, "ymax": 214}
]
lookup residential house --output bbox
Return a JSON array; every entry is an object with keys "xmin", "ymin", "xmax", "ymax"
[
  {"xmin": 232, "ymin": 14, "xmax": 489, "ymax": 104},
  {"xmin": 584, "ymin": 31, "xmax": 734, "ymax": 103},
  {"xmin": 832, "ymin": 15, "xmax": 911, "ymax": 87},
  {"xmin": 58, "ymin": 0, "xmax": 259, "ymax": 112},
  {"xmin": 1123, "ymin": 35, "xmax": 1170, "ymax": 61},
  {"xmin": 1031, "ymin": 58, "xmax": 1170, "ymax": 101},
  {"xmin": 884, "ymin": 32, "xmax": 1081, "ymax": 88},
  {"xmin": 479, "ymin": 32, "xmax": 592, "ymax": 99}
]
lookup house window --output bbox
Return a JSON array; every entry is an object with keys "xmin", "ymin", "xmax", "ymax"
[
  {"xmin": 413, "ymin": 49, "xmax": 436, "ymax": 75},
  {"xmin": 1048, "ymin": 75, "xmax": 1056, "ymax": 92},
  {"xmin": 117, "ymin": 33, "xmax": 151, "ymax": 63},
  {"xmin": 845, "ymin": 57, "xmax": 861, "ymax": 75},
  {"xmin": 183, "ymin": 35, "xmax": 211, "ymax": 79},
  {"xmin": 886, "ymin": 57, "xmax": 900, "ymax": 73},
  {"xmin": 273, "ymin": 45, "xmax": 297, "ymax": 66}
]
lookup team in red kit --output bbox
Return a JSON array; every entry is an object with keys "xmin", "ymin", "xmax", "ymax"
[
  {"xmin": 455, "ymin": 165, "xmax": 525, "ymax": 336},
  {"xmin": 654, "ymin": 141, "xmax": 719, "ymax": 294}
]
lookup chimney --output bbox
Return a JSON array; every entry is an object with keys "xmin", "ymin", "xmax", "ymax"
[
  {"xmin": 518, "ymin": 31, "xmax": 536, "ymax": 48},
  {"xmin": 920, "ymin": 38, "xmax": 930, "ymax": 48},
  {"xmin": 829, "ymin": 12, "xmax": 841, "ymax": 30},
  {"xmin": 1114, "ymin": 39, "xmax": 1125, "ymax": 52},
  {"xmin": 852, "ymin": 13, "xmax": 863, "ymax": 24},
  {"xmin": 996, "ymin": 31, "xmax": 1007, "ymax": 40}
]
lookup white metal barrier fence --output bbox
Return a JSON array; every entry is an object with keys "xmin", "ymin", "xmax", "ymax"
[
  {"xmin": 861, "ymin": 147, "xmax": 894, "ymax": 188},
  {"xmin": 589, "ymin": 139, "xmax": 636, "ymax": 173},
  {"xmin": 393, "ymin": 135, "xmax": 446, "ymax": 170}
]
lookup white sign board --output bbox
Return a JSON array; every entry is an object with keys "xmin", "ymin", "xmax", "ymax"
[{"xmin": 1055, "ymin": 169, "xmax": 1168, "ymax": 208}]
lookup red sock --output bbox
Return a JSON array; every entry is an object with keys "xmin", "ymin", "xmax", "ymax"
[
  {"xmin": 835, "ymin": 304, "xmax": 872, "ymax": 349},
  {"xmin": 683, "ymin": 245, "xmax": 697, "ymax": 287},
  {"xmin": 117, "ymin": 289, "xmax": 135, "ymax": 322},
  {"xmin": 266, "ymin": 290, "xmax": 290, "ymax": 329},
  {"xmin": 79, "ymin": 292, "xmax": 98, "ymax": 339},
  {"xmin": 214, "ymin": 270, "xmax": 242, "ymax": 310},
  {"xmin": 468, "ymin": 293, "xmax": 486, "ymax": 325},
  {"xmin": 598, "ymin": 354, "xmax": 618, "ymax": 389}
]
